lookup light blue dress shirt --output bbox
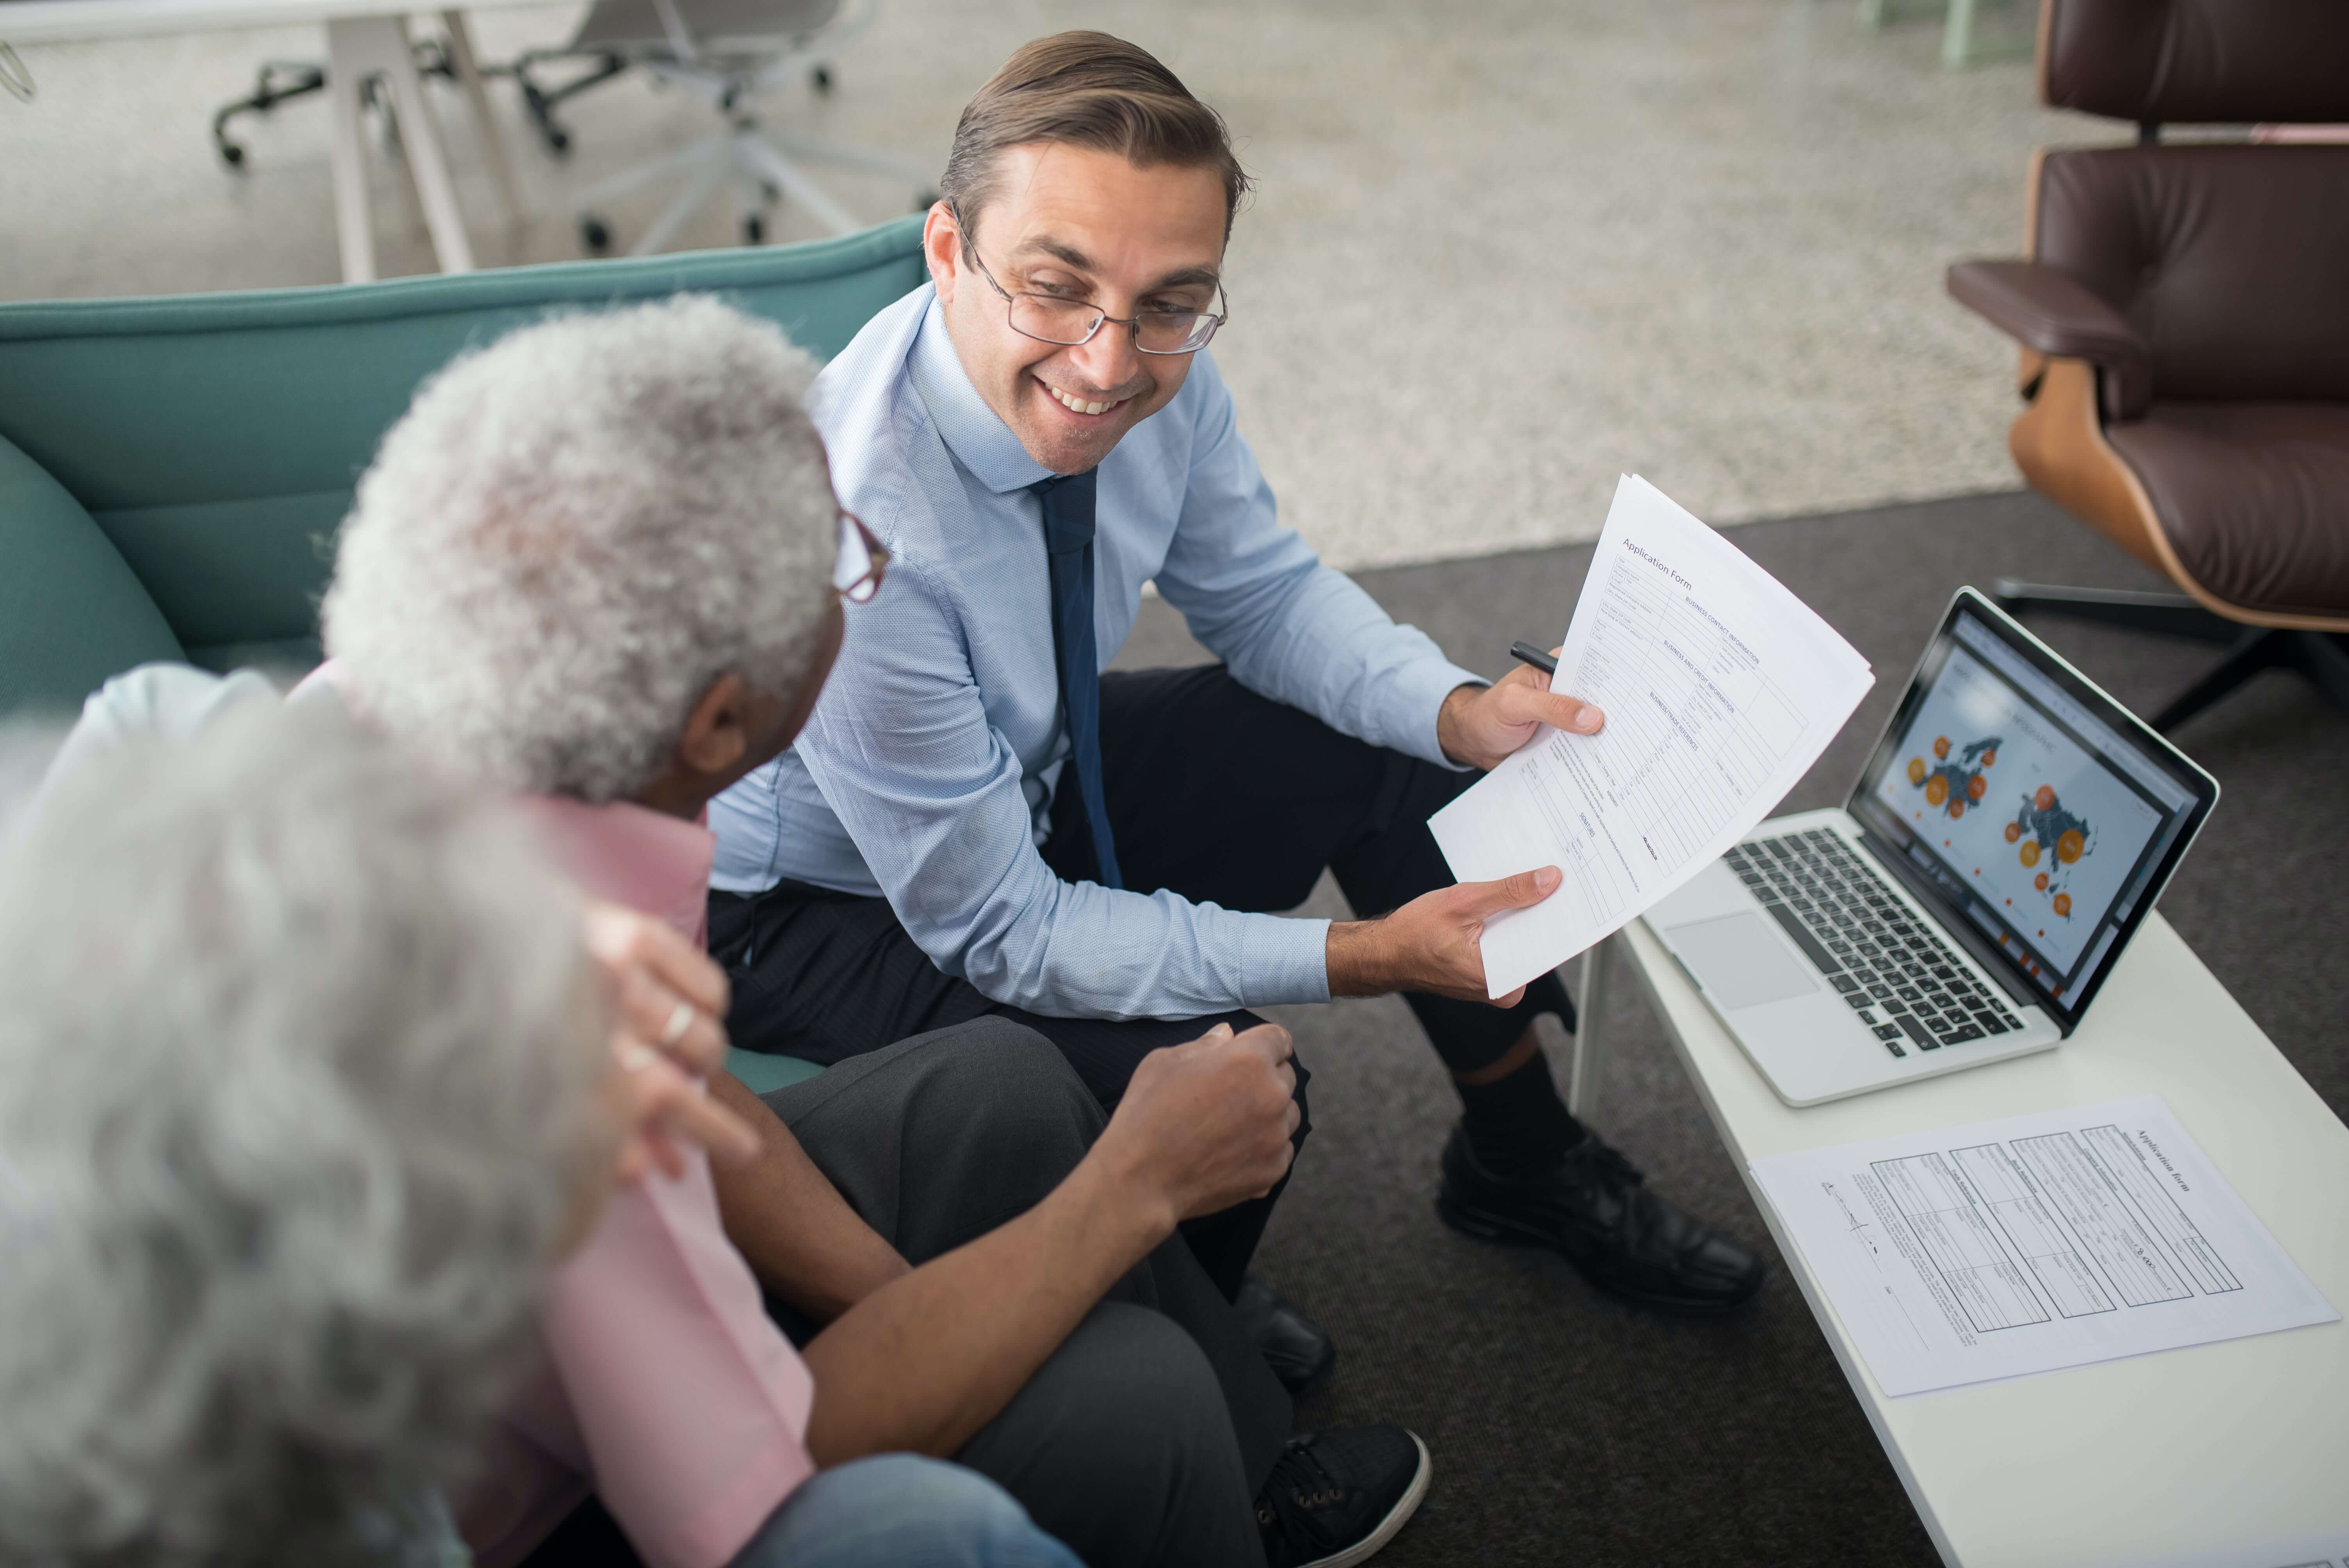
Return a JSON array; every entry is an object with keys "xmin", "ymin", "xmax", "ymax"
[{"xmin": 711, "ymin": 285, "xmax": 1483, "ymax": 1021}]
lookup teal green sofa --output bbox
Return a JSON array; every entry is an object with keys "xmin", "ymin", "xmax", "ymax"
[{"xmin": 0, "ymin": 216, "xmax": 927, "ymax": 1094}]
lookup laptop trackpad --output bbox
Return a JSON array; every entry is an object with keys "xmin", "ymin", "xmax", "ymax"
[{"xmin": 1666, "ymin": 912, "xmax": 1818, "ymax": 1009}]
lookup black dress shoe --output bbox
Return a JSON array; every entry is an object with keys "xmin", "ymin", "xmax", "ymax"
[
  {"xmin": 1257, "ymin": 1425, "xmax": 1430, "ymax": 1568},
  {"xmin": 1436, "ymin": 1123, "xmax": 1767, "ymax": 1314},
  {"xmin": 1236, "ymin": 1272, "xmax": 1337, "ymax": 1399}
]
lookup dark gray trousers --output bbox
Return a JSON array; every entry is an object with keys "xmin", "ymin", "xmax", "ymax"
[{"xmin": 763, "ymin": 1017, "xmax": 1289, "ymax": 1568}]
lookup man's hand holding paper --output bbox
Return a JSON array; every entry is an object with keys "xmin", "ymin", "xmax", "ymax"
[
  {"xmin": 1435, "ymin": 647, "xmax": 1606, "ymax": 771},
  {"xmin": 1325, "ymin": 863, "xmax": 1568, "ymax": 1007},
  {"xmin": 1431, "ymin": 475, "xmax": 1877, "ymax": 998}
]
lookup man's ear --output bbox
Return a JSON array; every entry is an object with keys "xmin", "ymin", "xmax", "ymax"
[
  {"xmin": 922, "ymin": 200, "xmax": 962, "ymax": 303},
  {"xmin": 675, "ymin": 672, "xmax": 751, "ymax": 779}
]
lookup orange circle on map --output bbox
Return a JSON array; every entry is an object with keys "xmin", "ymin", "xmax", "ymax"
[
  {"xmin": 2035, "ymin": 785, "xmax": 2055, "ymax": 811},
  {"xmin": 1966, "ymin": 775, "xmax": 1987, "ymax": 801},
  {"xmin": 1925, "ymin": 776, "xmax": 1948, "ymax": 805},
  {"xmin": 2004, "ymin": 822, "xmax": 2022, "ymax": 843},
  {"xmin": 2020, "ymin": 841, "xmax": 2041, "ymax": 867},
  {"xmin": 2053, "ymin": 893, "xmax": 2072, "ymax": 917},
  {"xmin": 1981, "ymin": 748, "xmax": 1997, "ymax": 767},
  {"xmin": 2035, "ymin": 871, "xmax": 2050, "ymax": 891},
  {"xmin": 2057, "ymin": 829, "xmax": 2084, "ymax": 864},
  {"xmin": 1934, "ymin": 737, "xmax": 1951, "ymax": 759},
  {"xmin": 1948, "ymin": 800, "xmax": 1967, "ymax": 820},
  {"xmin": 1907, "ymin": 757, "xmax": 1927, "ymax": 785}
]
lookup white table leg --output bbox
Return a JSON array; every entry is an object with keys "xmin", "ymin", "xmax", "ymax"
[
  {"xmin": 326, "ymin": 14, "xmax": 475, "ymax": 276},
  {"xmin": 1570, "ymin": 934, "xmax": 1615, "ymax": 1118},
  {"xmin": 439, "ymin": 9, "xmax": 522, "ymax": 225},
  {"xmin": 323, "ymin": 19, "xmax": 378, "ymax": 282}
]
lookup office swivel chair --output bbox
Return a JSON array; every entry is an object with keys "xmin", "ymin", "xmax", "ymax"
[
  {"xmin": 212, "ymin": 35, "xmax": 476, "ymax": 169},
  {"xmin": 1946, "ymin": 0, "xmax": 2349, "ymax": 733},
  {"xmin": 517, "ymin": 0, "xmax": 934, "ymax": 256}
]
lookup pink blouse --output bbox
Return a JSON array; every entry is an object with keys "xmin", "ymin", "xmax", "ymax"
[
  {"xmin": 284, "ymin": 664, "xmax": 815, "ymax": 1568},
  {"xmin": 459, "ymin": 795, "xmax": 818, "ymax": 1568}
]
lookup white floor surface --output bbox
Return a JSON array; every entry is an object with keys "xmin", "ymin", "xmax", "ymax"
[{"xmin": 0, "ymin": 0, "xmax": 2115, "ymax": 568}]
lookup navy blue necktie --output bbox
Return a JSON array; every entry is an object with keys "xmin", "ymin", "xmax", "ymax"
[{"xmin": 1031, "ymin": 469, "xmax": 1123, "ymax": 890}]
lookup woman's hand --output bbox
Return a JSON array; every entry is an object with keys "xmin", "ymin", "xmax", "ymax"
[{"xmin": 583, "ymin": 901, "xmax": 760, "ymax": 1185}]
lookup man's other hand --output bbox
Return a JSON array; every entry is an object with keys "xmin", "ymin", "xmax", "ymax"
[
  {"xmin": 1434, "ymin": 651, "xmax": 1604, "ymax": 771},
  {"xmin": 1326, "ymin": 866, "xmax": 1563, "ymax": 1005},
  {"xmin": 1094, "ymin": 1022, "xmax": 1300, "ymax": 1231}
]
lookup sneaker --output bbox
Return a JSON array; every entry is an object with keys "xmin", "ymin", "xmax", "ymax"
[
  {"xmin": 1436, "ymin": 1123, "xmax": 1767, "ymax": 1314},
  {"xmin": 1256, "ymin": 1425, "xmax": 1430, "ymax": 1568},
  {"xmin": 1236, "ymin": 1273, "xmax": 1337, "ymax": 1399}
]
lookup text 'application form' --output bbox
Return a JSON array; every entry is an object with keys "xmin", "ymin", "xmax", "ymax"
[{"xmin": 1431, "ymin": 475, "xmax": 1875, "ymax": 996}]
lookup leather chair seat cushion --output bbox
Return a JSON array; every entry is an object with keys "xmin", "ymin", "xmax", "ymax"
[{"xmin": 2109, "ymin": 401, "xmax": 2349, "ymax": 619}]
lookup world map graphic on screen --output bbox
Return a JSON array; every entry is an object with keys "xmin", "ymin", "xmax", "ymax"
[{"xmin": 1905, "ymin": 737, "xmax": 2094, "ymax": 922}]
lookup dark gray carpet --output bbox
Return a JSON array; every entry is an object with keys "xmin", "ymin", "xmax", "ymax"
[{"xmin": 1110, "ymin": 489, "xmax": 2349, "ymax": 1567}]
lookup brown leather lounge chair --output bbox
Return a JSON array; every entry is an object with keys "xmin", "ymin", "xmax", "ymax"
[{"xmin": 1946, "ymin": 0, "xmax": 2349, "ymax": 733}]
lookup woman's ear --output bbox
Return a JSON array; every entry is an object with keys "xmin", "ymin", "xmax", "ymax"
[{"xmin": 674, "ymin": 672, "xmax": 751, "ymax": 779}]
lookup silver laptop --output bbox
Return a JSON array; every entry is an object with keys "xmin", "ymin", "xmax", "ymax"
[{"xmin": 1646, "ymin": 588, "xmax": 2219, "ymax": 1107}]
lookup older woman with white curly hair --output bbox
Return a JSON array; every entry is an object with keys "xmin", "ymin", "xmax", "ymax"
[
  {"xmin": 0, "ymin": 703, "xmax": 1084, "ymax": 1568},
  {"xmin": 0, "ymin": 706, "xmax": 605, "ymax": 1568},
  {"xmin": 314, "ymin": 295, "xmax": 897, "ymax": 1568}
]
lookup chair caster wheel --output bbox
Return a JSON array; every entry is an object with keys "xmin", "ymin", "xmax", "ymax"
[
  {"xmin": 580, "ymin": 216, "xmax": 611, "ymax": 252},
  {"xmin": 220, "ymin": 143, "xmax": 246, "ymax": 169},
  {"xmin": 548, "ymin": 128, "xmax": 570, "ymax": 154},
  {"xmin": 742, "ymin": 213, "xmax": 765, "ymax": 244},
  {"xmin": 811, "ymin": 64, "xmax": 832, "ymax": 93}
]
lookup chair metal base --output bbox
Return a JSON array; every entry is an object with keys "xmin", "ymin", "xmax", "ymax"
[
  {"xmin": 212, "ymin": 61, "xmax": 330, "ymax": 168},
  {"xmin": 1992, "ymin": 580, "xmax": 2349, "ymax": 732},
  {"xmin": 575, "ymin": 110, "xmax": 931, "ymax": 255},
  {"xmin": 512, "ymin": 52, "xmax": 628, "ymax": 156}
]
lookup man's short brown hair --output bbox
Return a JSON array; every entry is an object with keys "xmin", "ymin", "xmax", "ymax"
[{"xmin": 940, "ymin": 32, "xmax": 1251, "ymax": 243}]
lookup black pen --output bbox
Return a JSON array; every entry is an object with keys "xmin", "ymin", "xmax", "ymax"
[{"xmin": 1508, "ymin": 640, "xmax": 1558, "ymax": 677}]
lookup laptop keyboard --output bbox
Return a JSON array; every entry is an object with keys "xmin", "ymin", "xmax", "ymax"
[{"xmin": 1721, "ymin": 828, "xmax": 2023, "ymax": 1060}]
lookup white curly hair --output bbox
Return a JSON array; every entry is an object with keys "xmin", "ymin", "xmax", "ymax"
[
  {"xmin": 322, "ymin": 294, "xmax": 840, "ymax": 803},
  {"xmin": 0, "ymin": 705, "xmax": 612, "ymax": 1568}
]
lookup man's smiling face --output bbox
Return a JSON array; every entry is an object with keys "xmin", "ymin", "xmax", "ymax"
[{"xmin": 926, "ymin": 143, "xmax": 1228, "ymax": 475}]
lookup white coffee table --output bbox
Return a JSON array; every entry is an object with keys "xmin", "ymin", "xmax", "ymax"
[{"xmin": 1573, "ymin": 912, "xmax": 2349, "ymax": 1566}]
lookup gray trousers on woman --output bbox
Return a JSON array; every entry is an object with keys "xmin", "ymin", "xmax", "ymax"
[{"xmin": 760, "ymin": 1017, "xmax": 1292, "ymax": 1568}]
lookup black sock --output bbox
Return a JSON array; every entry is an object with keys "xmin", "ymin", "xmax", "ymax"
[{"xmin": 1455, "ymin": 1051, "xmax": 1584, "ymax": 1178}]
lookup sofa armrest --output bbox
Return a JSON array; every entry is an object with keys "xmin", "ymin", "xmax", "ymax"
[{"xmin": 1946, "ymin": 259, "xmax": 2153, "ymax": 420}]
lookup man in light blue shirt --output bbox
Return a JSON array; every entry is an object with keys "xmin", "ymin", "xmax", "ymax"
[{"xmin": 711, "ymin": 32, "xmax": 1766, "ymax": 1370}]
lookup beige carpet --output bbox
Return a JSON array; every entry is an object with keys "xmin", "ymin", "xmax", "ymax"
[{"xmin": 0, "ymin": 0, "xmax": 2109, "ymax": 569}]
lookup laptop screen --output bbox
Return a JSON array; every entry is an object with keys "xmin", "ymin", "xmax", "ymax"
[{"xmin": 1847, "ymin": 590, "xmax": 2218, "ymax": 1030}]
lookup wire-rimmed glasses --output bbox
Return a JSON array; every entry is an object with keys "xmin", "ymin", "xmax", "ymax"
[
  {"xmin": 834, "ymin": 511, "xmax": 889, "ymax": 604},
  {"xmin": 952, "ymin": 205, "xmax": 1227, "ymax": 356}
]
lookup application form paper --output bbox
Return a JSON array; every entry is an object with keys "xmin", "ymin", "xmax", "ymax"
[
  {"xmin": 1751, "ymin": 1096, "xmax": 2337, "ymax": 1397},
  {"xmin": 1429, "ymin": 474, "xmax": 1875, "ymax": 996}
]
